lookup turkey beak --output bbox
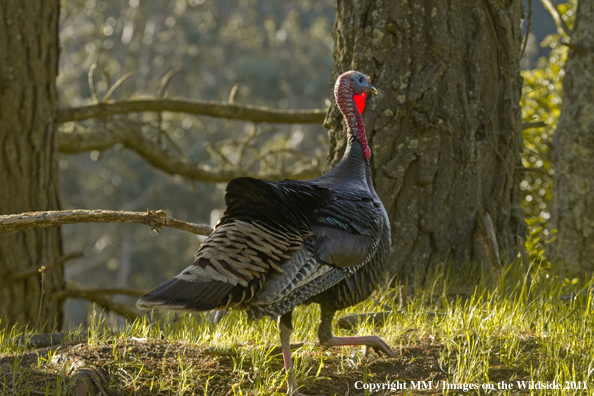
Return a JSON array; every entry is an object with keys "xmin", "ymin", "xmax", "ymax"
[{"xmin": 366, "ymin": 85, "xmax": 378, "ymax": 95}]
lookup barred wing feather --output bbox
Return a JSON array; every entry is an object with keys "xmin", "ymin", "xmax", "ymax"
[{"xmin": 137, "ymin": 177, "xmax": 385, "ymax": 318}]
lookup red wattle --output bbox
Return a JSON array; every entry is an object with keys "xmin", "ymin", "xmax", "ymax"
[
  {"xmin": 354, "ymin": 93, "xmax": 366, "ymax": 114},
  {"xmin": 363, "ymin": 145, "xmax": 372, "ymax": 159}
]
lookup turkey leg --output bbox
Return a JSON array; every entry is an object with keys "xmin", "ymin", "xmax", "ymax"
[
  {"xmin": 278, "ymin": 311, "xmax": 326, "ymax": 396},
  {"xmin": 278, "ymin": 311, "xmax": 307, "ymax": 396},
  {"xmin": 317, "ymin": 304, "xmax": 396, "ymax": 357}
]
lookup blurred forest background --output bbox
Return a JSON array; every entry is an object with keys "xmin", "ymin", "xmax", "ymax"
[{"xmin": 55, "ymin": 0, "xmax": 567, "ymax": 327}]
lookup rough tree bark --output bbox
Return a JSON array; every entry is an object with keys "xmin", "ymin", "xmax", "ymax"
[
  {"xmin": 0, "ymin": 1, "xmax": 63, "ymax": 328},
  {"xmin": 325, "ymin": 1, "xmax": 525, "ymax": 279},
  {"xmin": 551, "ymin": 1, "xmax": 594, "ymax": 272}
]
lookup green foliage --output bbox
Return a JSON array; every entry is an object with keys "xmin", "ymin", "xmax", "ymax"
[
  {"xmin": 520, "ymin": 0, "xmax": 577, "ymax": 262},
  {"xmin": 524, "ymin": 217, "xmax": 556, "ymax": 270},
  {"xmin": 520, "ymin": 38, "xmax": 564, "ymax": 223}
]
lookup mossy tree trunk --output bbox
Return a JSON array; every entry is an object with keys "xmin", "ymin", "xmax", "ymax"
[
  {"xmin": 551, "ymin": 1, "xmax": 594, "ymax": 273},
  {"xmin": 325, "ymin": 0, "xmax": 525, "ymax": 279},
  {"xmin": 0, "ymin": 1, "xmax": 63, "ymax": 328}
]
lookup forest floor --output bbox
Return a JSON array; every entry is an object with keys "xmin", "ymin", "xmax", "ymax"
[
  {"xmin": 1, "ymin": 264, "xmax": 592, "ymax": 395},
  {"xmin": 0, "ymin": 336, "xmax": 537, "ymax": 395}
]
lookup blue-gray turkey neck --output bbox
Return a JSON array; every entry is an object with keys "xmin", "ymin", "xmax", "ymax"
[
  {"xmin": 136, "ymin": 71, "xmax": 391, "ymax": 322},
  {"xmin": 308, "ymin": 139, "xmax": 392, "ymax": 312}
]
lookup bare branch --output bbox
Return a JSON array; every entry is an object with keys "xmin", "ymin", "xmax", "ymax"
[
  {"xmin": 522, "ymin": 121, "xmax": 546, "ymax": 130},
  {"xmin": 8, "ymin": 251, "xmax": 84, "ymax": 281},
  {"xmin": 159, "ymin": 68, "xmax": 182, "ymax": 98},
  {"xmin": 57, "ymin": 98, "xmax": 327, "ymax": 124},
  {"xmin": 204, "ymin": 141, "xmax": 234, "ymax": 168},
  {"xmin": 159, "ymin": 125, "xmax": 186, "ymax": 158},
  {"xmin": 88, "ymin": 63, "xmax": 99, "ymax": 104},
  {"xmin": 0, "ymin": 209, "xmax": 213, "ymax": 236},
  {"xmin": 559, "ymin": 41, "xmax": 587, "ymax": 54},
  {"xmin": 228, "ymin": 83, "xmax": 240, "ymax": 104},
  {"xmin": 236, "ymin": 124, "xmax": 258, "ymax": 166},
  {"xmin": 515, "ymin": 166, "xmax": 546, "ymax": 173},
  {"xmin": 541, "ymin": 0, "xmax": 572, "ymax": 37},
  {"xmin": 53, "ymin": 283, "xmax": 141, "ymax": 321},
  {"xmin": 102, "ymin": 72, "xmax": 135, "ymax": 103},
  {"xmin": 57, "ymin": 125, "xmax": 322, "ymax": 182},
  {"xmin": 520, "ymin": 0, "xmax": 532, "ymax": 60}
]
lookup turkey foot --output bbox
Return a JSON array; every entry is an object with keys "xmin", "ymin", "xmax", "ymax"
[{"xmin": 319, "ymin": 335, "xmax": 396, "ymax": 357}]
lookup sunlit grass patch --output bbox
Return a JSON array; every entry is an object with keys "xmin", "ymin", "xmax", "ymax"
[{"xmin": 1, "ymin": 263, "xmax": 594, "ymax": 395}]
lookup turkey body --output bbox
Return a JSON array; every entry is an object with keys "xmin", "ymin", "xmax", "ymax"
[
  {"xmin": 137, "ymin": 70, "xmax": 394, "ymax": 396},
  {"xmin": 137, "ymin": 138, "xmax": 391, "ymax": 322}
]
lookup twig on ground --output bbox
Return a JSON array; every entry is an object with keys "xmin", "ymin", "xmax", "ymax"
[{"xmin": 13, "ymin": 332, "xmax": 68, "ymax": 348}]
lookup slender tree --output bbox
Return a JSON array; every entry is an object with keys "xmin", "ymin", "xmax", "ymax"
[
  {"xmin": 325, "ymin": 1, "xmax": 526, "ymax": 279},
  {"xmin": 551, "ymin": 0, "xmax": 594, "ymax": 272},
  {"xmin": 0, "ymin": 1, "xmax": 63, "ymax": 328}
]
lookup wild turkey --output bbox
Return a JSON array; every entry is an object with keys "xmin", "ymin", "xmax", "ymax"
[{"xmin": 137, "ymin": 70, "xmax": 395, "ymax": 396}]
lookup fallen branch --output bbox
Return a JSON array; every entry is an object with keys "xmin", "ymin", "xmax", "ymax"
[
  {"xmin": 0, "ymin": 209, "xmax": 213, "ymax": 236},
  {"xmin": 8, "ymin": 251, "xmax": 84, "ymax": 281},
  {"xmin": 13, "ymin": 332, "xmax": 68, "ymax": 348},
  {"xmin": 57, "ymin": 98, "xmax": 327, "ymax": 124},
  {"xmin": 57, "ymin": 125, "xmax": 322, "ymax": 182}
]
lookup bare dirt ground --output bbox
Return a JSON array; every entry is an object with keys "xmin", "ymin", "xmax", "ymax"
[{"xmin": 0, "ymin": 336, "xmax": 535, "ymax": 395}]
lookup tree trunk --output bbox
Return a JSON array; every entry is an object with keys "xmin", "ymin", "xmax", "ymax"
[
  {"xmin": 551, "ymin": 1, "xmax": 594, "ymax": 273},
  {"xmin": 0, "ymin": 1, "xmax": 63, "ymax": 329},
  {"xmin": 325, "ymin": 0, "xmax": 525, "ymax": 279}
]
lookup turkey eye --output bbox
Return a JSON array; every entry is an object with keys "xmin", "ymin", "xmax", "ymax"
[{"xmin": 358, "ymin": 76, "xmax": 364, "ymax": 83}]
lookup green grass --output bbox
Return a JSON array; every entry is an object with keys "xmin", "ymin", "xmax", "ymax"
[{"xmin": 1, "ymin": 262, "xmax": 594, "ymax": 395}]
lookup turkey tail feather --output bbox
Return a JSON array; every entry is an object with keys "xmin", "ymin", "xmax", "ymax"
[{"xmin": 136, "ymin": 278, "xmax": 233, "ymax": 312}]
